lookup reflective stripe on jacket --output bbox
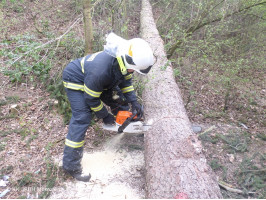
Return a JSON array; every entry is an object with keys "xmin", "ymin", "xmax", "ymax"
[{"xmin": 62, "ymin": 51, "xmax": 137, "ymax": 119}]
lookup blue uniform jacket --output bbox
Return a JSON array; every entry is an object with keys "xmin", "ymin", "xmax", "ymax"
[{"xmin": 62, "ymin": 51, "xmax": 137, "ymax": 119}]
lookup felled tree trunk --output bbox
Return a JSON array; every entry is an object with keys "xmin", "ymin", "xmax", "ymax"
[{"xmin": 140, "ymin": 0, "xmax": 222, "ymax": 198}]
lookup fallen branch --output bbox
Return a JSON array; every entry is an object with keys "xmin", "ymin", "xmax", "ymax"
[
  {"xmin": 218, "ymin": 180, "xmax": 256, "ymax": 194},
  {"xmin": 198, "ymin": 125, "xmax": 216, "ymax": 136},
  {"xmin": 55, "ymin": 138, "xmax": 65, "ymax": 144},
  {"xmin": 240, "ymin": 168, "xmax": 266, "ymax": 173}
]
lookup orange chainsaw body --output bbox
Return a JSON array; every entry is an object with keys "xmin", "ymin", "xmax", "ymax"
[{"xmin": 115, "ymin": 111, "xmax": 137, "ymax": 125}]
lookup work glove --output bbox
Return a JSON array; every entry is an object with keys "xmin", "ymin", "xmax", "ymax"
[
  {"xmin": 131, "ymin": 101, "xmax": 143, "ymax": 120},
  {"xmin": 103, "ymin": 113, "xmax": 115, "ymax": 125}
]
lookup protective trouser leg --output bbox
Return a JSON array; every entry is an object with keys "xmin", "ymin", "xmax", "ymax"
[
  {"xmin": 101, "ymin": 87, "xmax": 130, "ymax": 116},
  {"xmin": 63, "ymin": 88, "xmax": 92, "ymax": 172}
]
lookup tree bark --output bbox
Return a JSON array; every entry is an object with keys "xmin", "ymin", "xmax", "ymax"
[
  {"xmin": 140, "ymin": 0, "xmax": 222, "ymax": 198},
  {"xmin": 83, "ymin": 0, "xmax": 93, "ymax": 55}
]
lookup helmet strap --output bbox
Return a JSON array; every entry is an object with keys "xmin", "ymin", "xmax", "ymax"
[{"xmin": 116, "ymin": 56, "xmax": 127, "ymax": 75}]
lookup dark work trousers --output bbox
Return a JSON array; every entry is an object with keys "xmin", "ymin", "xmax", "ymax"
[{"xmin": 63, "ymin": 87, "xmax": 129, "ymax": 172}]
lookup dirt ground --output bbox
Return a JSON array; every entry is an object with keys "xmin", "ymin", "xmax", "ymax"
[
  {"xmin": 0, "ymin": 73, "xmax": 146, "ymax": 199},
  {"xmin": 0, "ymin": 74, "xmax": 265, "ymax": 198}
]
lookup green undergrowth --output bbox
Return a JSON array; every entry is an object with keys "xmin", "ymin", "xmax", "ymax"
[
  {"xmin": 1, "ymin": 34, "xmax": 52, "ymax": 83},
  {"xmin": 0, "ymin": 33, "xmax": 82, "ymax": 197},
  {"xmin": 237, "ymin": 153, "xmax": 266, "ymax": 198},
  {"xmin": 0, "ymin": 0, "xmax": 141, "ymax": 198},
  {"xmin": 1, "ymin": 33, "xmax": 84, "ymax": 123},
  {"xmin": 200, "ymin": 131, "xmax": 252, "ymax": 153},
  {"xmin": 156, "ymin": 0, "xmax": 265, "ymax": 130},
  {"xmin": 200, "ymin": 130, "xmax": 265, "ymax": 198},
  {"xmin": 0, "ymin": 96, "xmax": 20, "ymax": 106},
  {"xmin": 47, "ymin": 80, "xmax": 71, "ymax": 124},
  {"xmin": 14, "ymin": 161, "xmax": 61, "ymax": 199},
  {"xmin": 218, "ymin": 153, "xmax": 266, "ymax": 199}
]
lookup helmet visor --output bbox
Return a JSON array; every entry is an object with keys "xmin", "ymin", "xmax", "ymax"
[
  {"xmin": 139, "ymin": 65, "xmax": 152, "ymax": 74},
  {"xmin": 124, "ymin": 54, "xmax": 153, "ymax": 75},
  {"xmin": 125, "ymin": 54, "xmax": 135, "ymax": 65}
]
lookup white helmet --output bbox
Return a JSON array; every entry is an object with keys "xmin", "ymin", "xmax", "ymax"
[
  {"xmin": 121, "ymin": 38, "xmax": 154, "ymax": 75},
  {"xmin": 104, "ymin": 33, "xmax": 154, "ymax": 75}
]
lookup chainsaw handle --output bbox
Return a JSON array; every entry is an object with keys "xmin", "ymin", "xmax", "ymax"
[
  {"xmin": 118, "ymin": 112, "xmax": 137, "ymax": 133},
  {"xmin": 135, "ymin": 105, "xmax": 144, "ymax": 121}
]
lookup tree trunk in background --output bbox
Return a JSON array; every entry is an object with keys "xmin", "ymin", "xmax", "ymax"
[
  {"xmin": 83, "ymin": 0, "xmax": 93, "ymax": 55},
  {"xmin": 140, "ymin": 0, "xmax": 222, "ymax": 198}
]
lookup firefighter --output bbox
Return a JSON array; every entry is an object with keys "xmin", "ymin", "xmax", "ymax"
[{"xmin": 62, "ymin": 33, "xmax": 154, "ymax": 182}]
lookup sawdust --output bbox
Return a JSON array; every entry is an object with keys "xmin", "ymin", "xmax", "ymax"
[
  {"xmin": 81, "ymin": 151, "xmax": 117, "ymax": 179},
  {"xmin": 104, "ymin": 133, "xmax": 125, "ymax": 150},
  {"xmin": 50, "ymin": 133, "xmax": 145, "ymax": 199}
]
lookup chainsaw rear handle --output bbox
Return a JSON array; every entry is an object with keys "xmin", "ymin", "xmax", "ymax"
[
  {"xmin": 118, "ymin": 112, "xmax": 137, "ymax": 133},
  {"xmin": 132, "ymin": 104, "xmax": 144, "ymax": 121}
]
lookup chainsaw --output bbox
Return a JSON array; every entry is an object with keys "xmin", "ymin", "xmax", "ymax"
[{"xmin": 102, "ymin": 111, "xmax": 152, "ymax": 133}]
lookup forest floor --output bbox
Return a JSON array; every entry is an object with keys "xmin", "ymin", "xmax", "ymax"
[
  {"xmin": 1, "ymin": 0, "xmax": 265, "ymax": 199},
  {"xmin": 0, "ymin": 73, "xmax": 146, "ymax": 199},
  {"xmin": 1, "ymin": 76, "xmax": 265, "ymax": 199}
]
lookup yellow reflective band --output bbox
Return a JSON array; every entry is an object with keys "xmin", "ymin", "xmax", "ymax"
[
  {"xmin": 121, "ymin": 85, "xmax": 134, "ymax": 93},
  {"xmin": 81, "ymin": 57, "xmax": 86, "ymax": 73},
  {"xmin": 125, "ymin": 74, "xmax": 132, "ymax": 80},
  {"xmin": 84, "ymin": 85, "xmax": 102, "ymax": 97},
  {"xmin": 117, "ymin": 56, "xmax": 127, "ymax": 75},
  {"xmin": 63, "ymin": 81, "xmax": 84, "ymax": 91},
  {"xmin": 65, "ymin": 139, "xmax": 85, "ymax": 148},
  {"xmin": 91, "ymin": 101, "xmax": 103, "ymax": 112},
  {"xmin": 87, "ymin": 51, "xmax": 101, "ymax": 62}
]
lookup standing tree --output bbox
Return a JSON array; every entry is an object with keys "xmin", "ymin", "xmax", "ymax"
[
  {"xmin": 140, "ymin": 0, "xmax": 222, "ymax": 198},
  {"xmin": 83, "ymin": 0, "xmax": 93, "ymax": 55}
]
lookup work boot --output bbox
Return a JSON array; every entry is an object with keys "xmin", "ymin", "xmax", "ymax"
[{"xmin": 65, "ymin": 169, "xmax": 91, "ymax": 182}]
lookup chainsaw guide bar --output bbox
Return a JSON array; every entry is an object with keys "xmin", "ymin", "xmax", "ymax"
[
  {"xmin": 102, "ymin": 111, "xmax": 152, "ymax": 134},
  {"xmin": 103, "ymin": 121, "xmax": 151, "ymax": 134}
]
